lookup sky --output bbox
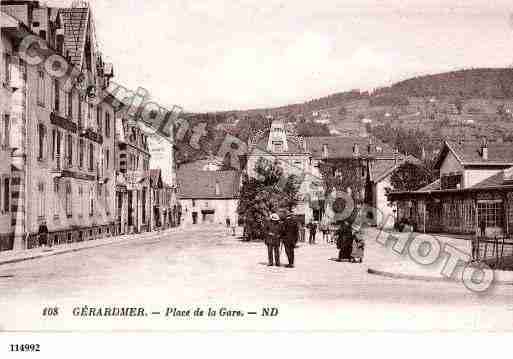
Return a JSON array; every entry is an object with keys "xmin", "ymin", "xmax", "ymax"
[{"xmin": 45, "ymin": 0, "xmax": 513, "ymax": 112}]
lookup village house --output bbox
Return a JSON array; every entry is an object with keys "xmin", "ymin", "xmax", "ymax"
[
  {"xmin": 177, "ymin": 156, "xmax": 241, "ymax": 226},
  {"xmin": 388, "ymin": 140, "xmax": 513, "ymax": 237},
  {"xmin": 1, "ymin": 2, "xmax": 117, "ymax": 250}
]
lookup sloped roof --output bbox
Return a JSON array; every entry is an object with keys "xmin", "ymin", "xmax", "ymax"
[
  {"xmin": 443, "ymin": 140, "xmax": 513, "ymax": 166},
  {"xmin": 471, "ymin": 171, "xmax": 507, "ymax": 189},
  {"xmin": 304, "ymin": 136, "xmax": 394, "ymax": 160},
  {"xmin": 368, "ymin": 155, "xmax": 420, "ymax": 183},
  {"xmin": 59, "ymin": 7, "xmax": 89, "ymax": 67},
  {"xmin": 416, "ymin": 179, "xmax": 441, "ymax": 192},
  {"xmin": 177, "ymin": 170, "xmax": 241, "ymax": 199}
]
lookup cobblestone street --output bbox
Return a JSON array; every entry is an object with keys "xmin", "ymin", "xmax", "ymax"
[{"xmin": 1, "ymin": 225, "xmax": 513, "ymax": 331}]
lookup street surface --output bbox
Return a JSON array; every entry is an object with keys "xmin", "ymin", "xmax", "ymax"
[{"xmin": 1, "ymin": 225, "xmax": 512, "ymax": 331}]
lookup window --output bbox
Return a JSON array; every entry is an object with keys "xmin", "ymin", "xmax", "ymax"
[
  {"xmin": 88, "ymin": 142, "xmax": 94, "ymax": 171},
  {"xmin": 106, "ymin": 149, "xmax": 110, "ymax": 169},
  {"xmin": 192, "ymin": 199, "xmax": 196, "ymax": 207},
  {"xmin": 54, "ymin": 79, "xmax": 60, "ymax": 112},
  {"xmin": 79, "ymin": 139, "xmax": 84, "ymax": 168},
  {"xmin": 37, "ymin": 123, "xmax": 46, "ymax": 160},
  {"xmin": 78, "ymin": 99, "xmax": 82, "ymax": 128},
  {"xmin": 89, "ymin": 186, "xmax": 94, "ymax": 217},
  {"xmin": 67, "ymin": 134, "xmax": 73, "ymax": 167},
  {"xmin": 51, "ymin": 129, "xmax": 56, "ymax": 160},
  {"xmin": 477, "ymin": 201, "xmax": 504, "ymax": 228},
  {"xmin": 97, "ymin": 106, "xmax": 102, "ymax": 131},
  {"xmin": 105, "ymin": 111, "xmax": 111, "ymax": 138},
  {"xmin": 441, "ymin": 174, "xmax": 462, "ymax": 190},
  {"xmin": 37, "ymin": 70, "xmax": 45, "ymax": 106},
  {"xmin": 1, "ymin": 114, "xmax": 10, "ymax": 149},
  {"xmin": 53, "ymin": 182, "xmax": 59, "ymax": 217},
  {"xmin": 78, "ymin": 186, "xmax": 83, "ymax": 217},
  {"xmin": 67, "ymin": 91, "xmax": 73, "ymax": 119},
  {"xmin": 3, "ymin": 53, "xmax": 10, "ymax": 85},
  {"xmin": 37, "ymin": 182, "xmax": 45, "ymax": 219},
  {"xmin": 88, "ymin": 103, "xmax": 93, "ymax": 128},
  {"xmin": 65, "ymin": 182, "xmax": 72, "ymax": 218},
  {"xmin": 3, "ymin": 177, "xmax": 9, "ymax": 213}
]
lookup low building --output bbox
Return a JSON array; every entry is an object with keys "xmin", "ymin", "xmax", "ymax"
[
  {"xmin": 388, "ymin": 140, "xmax": 513, "ymax": 237},
  {"xmin": 178, "ymin": 169, "xmax": 241, "ymax": 225}
]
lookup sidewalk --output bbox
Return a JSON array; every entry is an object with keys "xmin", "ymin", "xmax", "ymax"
[
  {"xmin": 364, "ymin": 228, "xmax": 513, "ymax": 285},
  {"xmin": 0, "ymin": 227, "xmax": 182, "ymax": 267}
]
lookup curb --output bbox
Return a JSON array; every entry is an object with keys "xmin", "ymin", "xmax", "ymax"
[
  {"xmin": 0, "ymin": 229, "xmax": 178, "ymax": 267},
  {"xmin": 367, "ymin": 268, "xmax": 513, "ymax": 286}
]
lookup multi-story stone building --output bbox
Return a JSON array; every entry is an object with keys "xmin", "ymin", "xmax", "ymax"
[
  {"xmin": 114, "ymin": 111, "xmax": 152, "ymax": 234},
  {"xmin": 1, "ymin": 1, "xmax": 116, "ymax": 250}
]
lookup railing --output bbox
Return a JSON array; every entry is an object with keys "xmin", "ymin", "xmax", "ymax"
[{"xmin": 472, "ymin": 236, "xmax": 513, "ymax": 268}]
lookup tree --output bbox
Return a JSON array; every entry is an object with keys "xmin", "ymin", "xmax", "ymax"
[
  {"xmin": 237, "ymin": 158, "xmax": 300, "ymax": 241},
  {"xmin": 296, "ymin": 122, "xmax": 331, "ymax": 137},
  {"xmin": 389, "ymin": 161, "xmax": 438, "ymax": 192}
]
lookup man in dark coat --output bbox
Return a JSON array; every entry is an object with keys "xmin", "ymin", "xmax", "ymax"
[
  {"xmin": 308, "ymin": 221, "xmax": 317, "ymax": 244},
  {"xmin": 265, "ymin": 213, "xmax": 282, "ymax": 266},
  {"xmin": 38, "ymin": 222, "xmax": 49, "ymax": 248},
  {"xmin": 282, "ymin": 212, "xmax": 299, "ymax": 268}
]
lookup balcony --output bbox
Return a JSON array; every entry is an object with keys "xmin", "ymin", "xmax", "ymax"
[
  {"xmin": 50, "ymin": 112, "xmax": 77, "ymax": 133},
  {"xmin": 79, "ymin": 126, "xmax": 103, "ymax": 144}
]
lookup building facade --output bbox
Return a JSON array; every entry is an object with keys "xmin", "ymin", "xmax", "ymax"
[
  {"xmin": 389, "ymin": 140, "xmax": 513, "ymax": 237},
  {"xmin": 114, "ymin": 113, "xmax": 151, "ymax": 234},
  {"xmin": 177, "ymin": 164, "xmax": 240, "ymax": 226},
  {"xmin": 1, "ymin": 2, "xmax": 116, "ymax": 250}
]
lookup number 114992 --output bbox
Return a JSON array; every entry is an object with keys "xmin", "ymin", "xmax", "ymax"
[{"xmin": 9, "ymin": 344, "xmax": 40, "ymax": 352}]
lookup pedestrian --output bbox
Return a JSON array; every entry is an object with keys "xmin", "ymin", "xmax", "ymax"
[
  {"xmin": 38, "ymin": 222, "xmax": 49, "ymax": 248},
  {"xmin": 479, "ymin": 218, "xmax": 486, "ymax": 238},
  {"xmin": 321, "ymin": 223, "xmax": 329, "ymax": 243},
  {"xmin": 265, "ymin": 213, "xmax": 282, "ymax": 267},
  {"xmin": 298, "ymin": 222, "xmax": 305, "ymax": 243},
  {"xmin": 335, "ymin": 220, "xmax": 354, "ymax": 261},
  {"xmin": 308, "ymin": 221, "xmax": 317, "ymax": 244},
  {"xmin": 281, "ymin": 211, "xmax": 299, "ymax": 268}
]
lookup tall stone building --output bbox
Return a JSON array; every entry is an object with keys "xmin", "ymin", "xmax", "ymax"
[{"xmin": 0, "ymin": 1, "xmax": 116, "ymax": 250}]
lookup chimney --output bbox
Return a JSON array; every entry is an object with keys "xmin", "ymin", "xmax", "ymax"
[
  {"xmin": 481, "ymin": 138, "xmax": 488, "ymax": 161},
  {"xmin": 353, "ymin": 143, "xmax": 359, "ymax": 157}
]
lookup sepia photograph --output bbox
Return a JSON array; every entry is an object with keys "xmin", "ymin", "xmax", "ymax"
[{"xmin": 1, "ymin": 0, "xmax": 513, "ymax": 348}]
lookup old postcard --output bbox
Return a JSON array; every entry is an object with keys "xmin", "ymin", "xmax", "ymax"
[{"xmin": 1, "ymin": 0, "xmax": 513, "ymax": 343}]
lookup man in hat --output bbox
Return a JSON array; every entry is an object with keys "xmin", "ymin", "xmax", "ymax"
[
  {"xmin": 282, "ymin": 211, "xmax": 299, "ymax": 268},
  {"xmin": 265, "ymin": 213, "xmax": 282, "ymax": 266}
]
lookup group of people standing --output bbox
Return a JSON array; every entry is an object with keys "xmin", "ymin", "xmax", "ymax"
[
  {"xmin": 265, "ymin": 211, "xmax": 299, "ymax": 268},
  {"xmin": 263, "ymin": 212, "xmax": 362, "ymax": 267}
]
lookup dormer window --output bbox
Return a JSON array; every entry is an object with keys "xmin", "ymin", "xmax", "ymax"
[{"xmin": 272, "ymin": 141, "xmax": 283, "ymax": 153}]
